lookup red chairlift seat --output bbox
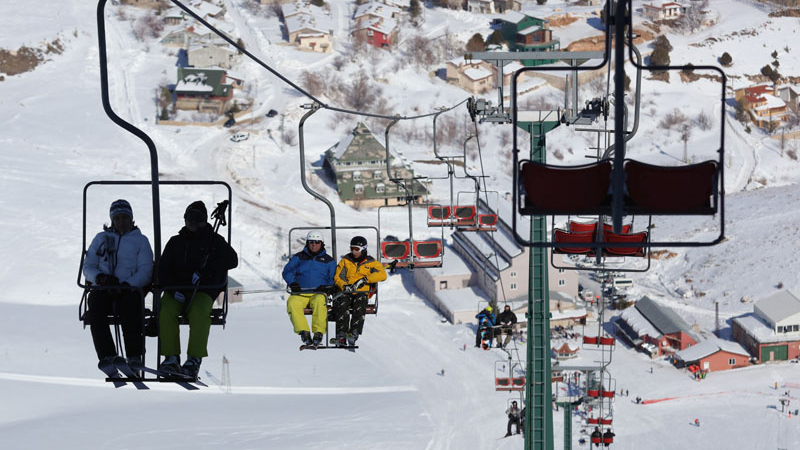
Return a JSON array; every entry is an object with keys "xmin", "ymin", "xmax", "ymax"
[
  {"xmin": 624, "ymin": 159, "xmax": 718, "ymax": 215},
  {"xmin": 587, "ymin": 417, "xmax": 600, "ymax": 425},
  {"xmin": 583, "ymin": 335, "xmax": 599, "ymax": 345},
  {"xmin": 604, "ymin": 230, "xmax": 648, "ymax": 257},
  {"xmin": 600, "ymin": 418, "xmax": 613, "ymax": 425},
  {"xmin": 591, "ymin": 436, "xmax": 602, "ymax": 445},
  {"xmin": 511, "ymin": 377, "xmax": 526, "ymax": 390},
  {"xmin": 381, "ymin": 241, "xmax": 411, "ymax": 260},
  {"xmin": 555, "ymin": 229, "xmax": 595, "ymax": 255},
  {"xmin": 598, "ymin": 336, "xmax": 616, "ymax": 346},
  {"xmin": 601, "ymin": 389, "xmax": 615, "ymax": 398},
  {"xmin": 452, "ymin": 205, "xmax": 477, "ymax": 226},
  {"xmin": 427, "ymin": 205, "xmax": 452, "ymax": 227},
  {"xmin": 496, "ymin": 377, "xmax": 512, "ymax": 390},
  {"xmin": 587, "ymin": 389, "xmax": 601, "ymax": 397},
  {"xmin": 520, "ymin": 159, "xmax": 612, "ymax": 215},
  {"xmin": 603, "ymin": 434, "xmax": 614, "ymax": 445},
  {"xmin": 569, "ymin": 220, "xmax": 632, "ymax": 235}
]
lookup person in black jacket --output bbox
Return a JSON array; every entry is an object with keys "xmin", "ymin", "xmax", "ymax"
[
  {"xmin": 159, "ymin": 201, "xmax": 238, "ymax": 377},
  {"xmin": 495, "ymin": 304, "xmax": 518, "ymax": 349}
]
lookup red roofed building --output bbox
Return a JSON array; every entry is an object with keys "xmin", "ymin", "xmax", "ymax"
[{"xmin": 734, "ymin": 84, "xmax": 787, "ymax": 129}]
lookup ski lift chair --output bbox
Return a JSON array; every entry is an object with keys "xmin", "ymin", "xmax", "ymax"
[
  {"xmin": 288, "ymin": 226, "xmax": 381, "ymax": 316},
  {"xmin": 427, "ymin": 204, "xmax": 452, "ymax": 228},
  {"xmin": 551, "ymin": 218, "xmax": 652, "ymax": 273},
  {"xmin": 379, "ymin": 203, "xmax": 444, "ymax": 269},
  {"xmin": 495, "ymin": 359, "xmax": 525, "ymax": 391}
]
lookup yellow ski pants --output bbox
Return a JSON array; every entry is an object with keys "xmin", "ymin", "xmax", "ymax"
[{"xmin": 287, "ymin": 293, "xmax": 328, "ymax": 334}]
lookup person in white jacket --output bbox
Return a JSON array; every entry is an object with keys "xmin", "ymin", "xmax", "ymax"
[{"xmin": 83, "ymin": 199, "xmax": 153, "ymax": 371}]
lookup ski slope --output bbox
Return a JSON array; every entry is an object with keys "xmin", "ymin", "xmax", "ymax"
[{"xmin": 1, "ymin": 0, "xmax": 800, "ymax": 449}]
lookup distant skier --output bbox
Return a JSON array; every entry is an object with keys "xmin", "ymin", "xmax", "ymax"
[
  {"xmin": 333, "ymin": 236, "xmax": 387, "ymax": 346},
  {"xmin": 158, "ymin": 201, "xmax": 238, "ymax": 378},
  {"xmin": 505, "ymin": 400, "xmax": 522, "ymax": 437},
  {"xmin": 591, "ymin": 427, "xmax": 602, "ymax": 447},
  {"xmin": 475, "ymin": 305, "xmax": 496, "ymax": 348},
  {"xmin": 694, "ymin": 418, "xmax": 700, "ymax": 427},
  {"xmin": 603, "ymin": 429, "xmax": 615, "ymax": 446},
  {"xmin": 495, "ymin": 304, "xmax": 518, "ymax": 349},
  {"xmin": 83, "ymin": 199, "xmax": 153, "ymax": 374},
  {"xmin": 282, "ymin": 230, "xmax": 336, "ymax": 347}
]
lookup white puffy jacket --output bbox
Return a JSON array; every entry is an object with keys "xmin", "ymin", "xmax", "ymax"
[{"xmin": 83, "ymin": 227, "xmax": 154, "ymax": 288}]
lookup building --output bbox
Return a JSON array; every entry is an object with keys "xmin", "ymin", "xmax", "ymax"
[
  {"xmin": 352, "ymin": 2, "xmax": 400, "ymax": 49},
  {"xmin": 553, "ymin": 342, "xmax": 580, "ymax": 360},
  {"xmin": 493, "ymin": 12, "xmax": 559, "ymax": 66},
  {"xmin": 160, "ymin": 28, "xmax": 201, "ymax": 48},
  {"xmin": 641, "ymin": 2, "xmax": 685, "ymax": 21},
  {"xmin": 174, "ymin": 67, "xmax": 233, "ymax": 114},
  {"xmin": 121, "ymin": 0, "xmax": 167, "ymax": 8},
  {"xmin": 775, "ymin": 84, "xmax": 800, "ymax": 111},
  {"xmin": 673, "ymin": 337, "xmax": 750, "ymax": 372},
  {"xmin": 323, "ymin": 123, "xmax": 429, "ymax": 207},
  {"xmin": 414, "ymin": 246, "xmax": 489, "ymax": 324},
  {"xmin": 448, "ymin": 198, "xmax": 578, "ymax": 306},
  {"xmin": 188, "ymin": 44, "xmax": 237, "ymax": 69},
  {"xmin": 281, "ymin": 2, "xmax": 334, "ymax": 52},
  {"xmin": 467, "ymin": 0, "xmax": 496, "ymax": 14},
  {"xmin": 615, "ymin": 296, "xmax": 698, "ymax": 356},
  {"xmin": 732, "ymin": 290, "xmax": 800, "ymax": 362},
  {"xmin": 734, "ymin": 84, "xmax": 788, "ymax": 129}
]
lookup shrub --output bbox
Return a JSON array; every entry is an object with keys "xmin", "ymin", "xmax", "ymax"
[
  {"xmin": 466, "ymin": 33, "xmax": 485, "ymax": 52},
  {"xmin": 719, "ymin": 52, "xmax": 732, "ymax": 66}
]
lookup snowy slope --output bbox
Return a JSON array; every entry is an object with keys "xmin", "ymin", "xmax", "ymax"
[{"xmin": 1, "ymin": 0, "xmax": 800, "ymax": 448}]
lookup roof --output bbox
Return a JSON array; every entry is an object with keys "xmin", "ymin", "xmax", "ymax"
[
  {"xmin": 499, "ymin": 11, "xmax": 527, "ymax": 24},
  {"xmin": 517, "ymin": 25, "xmax": 544, "ymax": 35},
  {"xmin": 175, "ymin": 68, "xmax": 231, "ymax": 97},
  {"xmin": 285, "ymin": 13, "xmax": 332, "ymax": 36},
  {"xmin": 464, "ymin": 67, "xmax": 493, "ymax": 81},
  {"xmin": 454, "ymin": 231, "xmax": 511, "ymax": 274},
  {"xmin": 354, "ymin": 2, "xmax": 400, "ymax": 21},
  {"xmin": 635, "ymin": 296, "xmax": 696, "ymax": 339},
  {"xmin": 753, "ymin": 95, "xmax": 786, "ymax": 111},
  {"xmin": 733, "ymin": 313, "xmax": 800, "ymax": 344},
  {"xmin": 420, "ymin": 244, "xmax": 472, "ymax": 277},
  {"xmin": 553, "ymin": 342, "xmax": 579, "ymax": 353},
  {"xmin": 674, "ymin": 337, "xmax": 749, "ymax": 362},
  {"xmin": 191, "ymin": 1, "xmax": 222, "ymax": 18},
  {"xmin": 327, "ymin": 123, "xmax": 390, "ymax": 161},
  {"xmin": 620, "ymin": 304, "xmax": 662, "ymax": 339},
  {"xmin": 434, "ymin": 286, "xmax": 490, "ymax": 313},
  {"xmin": 354, "ymin": 17, "xmax": 398, "ymax": 35},
  {"xmin": 755, "ymin": 290, "xmax": 800, "ymax": 324}
]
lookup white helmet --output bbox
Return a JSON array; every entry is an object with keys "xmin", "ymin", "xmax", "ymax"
[{"xmin": 306, "ymin": 230, "xmax": 324, "ymax": 243}]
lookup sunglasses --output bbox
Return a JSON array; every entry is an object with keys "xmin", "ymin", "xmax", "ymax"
[{"xmin": 308, "ymin": 240, "xmax": 322, "ymax": 244}]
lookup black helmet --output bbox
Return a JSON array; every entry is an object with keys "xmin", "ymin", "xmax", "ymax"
[{"xmin": 350, "ymin": 236, "xmax": 368, "ymax": 252}]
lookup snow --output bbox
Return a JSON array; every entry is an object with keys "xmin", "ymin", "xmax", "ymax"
[
  {"xmin": 674, "ymin": 336, "xmax": 749, "ymax": 362},
  {"xmin": 464, "ymin": 66, "xmax": 492, "ymax": 81},
  {"xmin": 2, "ymin": 0, "xmax": 800, "ymax": 448}
]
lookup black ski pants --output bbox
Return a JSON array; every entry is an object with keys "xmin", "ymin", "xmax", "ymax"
[
  {"xmin": 87, "ymin": 289, "xmax": 144, "ymax": 360},
  {"xmin": 507, "ymin": 417, "xmax": 521, "ymax": 435},
  {"xmin": 334, "ymin": 292, "xmax": 368, "ymax": 336}
]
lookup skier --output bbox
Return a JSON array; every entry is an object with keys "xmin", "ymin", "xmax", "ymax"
[
  {"xmin": 602, "ymin": 428, "xmax": 615, "ymax": 446},
  {"xmin": 83, "ymin": 199, "xmax": 153, "ymax": 373},
  {"xmin": 158, "ymin": 201, "xmax": 238, "ymax": 378},
  {"xmin": 694, "ymin": 418, "xmax": 700, "ymax": 427},
  {"xmin": 505, "ymin": 400, "xmax": 522, "ymax": 437},
  {"xmin": 282, "ymin": 230, "xmax": 336, "ymax": 347},
  {"xmin": 475, "ymin": 305, "xmax": 496, "ymax": 348},
  {"xmin": 591, "ymin": 427, "xmax": 602, "ymax": 447},
  {"xmin": 495, "ymin": 304, "xmax": 518, "ymax": 349},
  {"xmin": 332, "ymin": 236, "xmax": 387, "ymax": 346}
]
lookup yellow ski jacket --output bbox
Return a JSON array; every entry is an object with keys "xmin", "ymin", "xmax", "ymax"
[{"xmin": 334, "ymin": 253, "xmax": 387, "ymax": 292}]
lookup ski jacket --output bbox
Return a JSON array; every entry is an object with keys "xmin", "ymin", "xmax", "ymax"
[
  {"xmin": 476, "ymin": 309, "xmax": 496, "ymax": 327},
  {"xmin": 159, "ymin": 223, "xmax": 238, "ymax": 299},
  {"xmin": 334, "ymin": 253, "xmax": 387, "ymax": 292},
  {"xmin": 497, "ymin": 310, "xmax": 518, "ymax": 327},
  {"xmin": 506, "ymin": 406, "xmax": 521, "ymax": 419},
  {"xmin": 282, "ymin": 245, "xmax": 336, "ymax": 289},
  {"xmin": 83, "ymin": 226, "xmax": 153, "ymax": 288}
]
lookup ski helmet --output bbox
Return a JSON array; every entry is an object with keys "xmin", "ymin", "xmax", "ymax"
[
  {"xmin": 350, "ymin": 236, "xmax": 368, "ymax": 253},
  {"xmin": 486, "ymin": 305, "xmax": 493, "ymax": 312},
  {"xmin": 306, "ymin": 230, "xmax": 324, "ymax": 243}
]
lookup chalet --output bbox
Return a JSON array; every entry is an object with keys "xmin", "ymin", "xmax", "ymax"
[
  {"xmin": 673, "ymin": 337, "xmax": 750, "ymax": 372},
  {"xmin": 732, "ymin": 290, "xmax": 800, "ymax": 362},
  {"xmin": 379, "ymin": 0, "xmax": 410, "ymax": 11},
  {"xmin": 188, "ymin": 44, "xmax": 237, "ymax": 69},
  {"xmin": 615, "ymin": 296, "xmax": 698, "ymax": 357},
  {"xmin": 160, "ymin": 28, "xmax": 201, "ymax": 48},
  {"xmin": 354, "ymin": 2, "xmax": 402, "ymax": 24},
  {"xmin": 323, "ymin": 123, "xmax": 429, "ymax": 207},
  {"xmin": 467, "ymin": 0, "xmax": 496, "ymax": 14},
  {"xmin": 776, "ymin": 84, "xmax": 800, "ymax": 111},
  {"xmin": 174, "ymin": 67, "xmax": 233, "ymax": 114},
  {"xmin": 494, "ymin": 12, "xmax": 559, "ymax": 66},
  {"xmin": 285, "ymin": 14, "xmax": 333, "ymax": 52},
  {"xmin": 121, "ymin": 0, "xmax": 167, "ymax": 8},
  {"xmin": 734, "ymin": 84, "xmax": 787, "ymax": 129},
  {"xmin": 352, "ymin": 2, "xmax": 400, "ymax": 48},
  {"xmin": 553, "ymin": 342, "xmax": 580, "ymax": 360},
  {"xmin": 189, "ymin": 1, "xmax": 226, "ymax": 20},
  {"xmin": 641, "ymin": 2, "xmax": 685, "ymax": 21}
]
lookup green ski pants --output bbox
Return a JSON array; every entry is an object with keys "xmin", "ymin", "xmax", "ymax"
[
  {"xmin": 160, "ymin": 291, "xmax": 213, "ymax": 358},
  {"xmin": 287, "ymin": 293, "xmax": 327, "ymax": 334}
]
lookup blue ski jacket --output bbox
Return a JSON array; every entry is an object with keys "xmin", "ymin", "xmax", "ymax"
[
  {"xmin": 476, "ymin": 308, "xmax": 496, "ymax": 327},
  {"xmin": 282, "ymin": 245, "xmax": 336, "ymax": 289}
]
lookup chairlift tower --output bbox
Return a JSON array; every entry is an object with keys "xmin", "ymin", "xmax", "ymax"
[{"xmin": 467, "ymin": 49, "xmax": 605, "ymax": 450}]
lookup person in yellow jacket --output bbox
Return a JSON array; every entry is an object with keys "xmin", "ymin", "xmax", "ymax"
[{"xmin": 333, "ymin": 236, "xmax": 387, "ymax": 346}]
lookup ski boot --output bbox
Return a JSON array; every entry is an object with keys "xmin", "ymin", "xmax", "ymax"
[
  {"xmin": 335, "ymin": 332, "xmax": 347, "ymax": 347},
  {"xmin": 346, "ymin": 332, "xmax": 359, "ymax": 346},
  {"xmin": 161, "ymin": 355, "xmax": 181, "ymax": 375},
  {"xmin": 181, "ymin": 356, "xmax": 202, "ymax": 380},
  {"xmin": 312, "ymin": 332, "xmax": 324, "ymax": 347},
  {"xmin": 300, "ymin": 331, "xmax": 313, "ymax": 346},
  {"xmin": 98, "ymin": 356, "xmax": 120, "ymax": 378}
]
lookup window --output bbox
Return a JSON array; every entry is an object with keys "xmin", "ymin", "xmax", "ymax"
[
  {"xmin": 354, "ymin": 184, "xmax": 364, "ymax": 195},
  {"xmin": 728, "ymin": 358, "xmax": 736, "ymax": 365},
  {"xmin": 558, "ymin": 280, "xmax": 565, "ymax": 286},
  {"xmin": 510, "ymin": 271, "xmax": 517, "ymax": 278},
  {"xmin": 376, "ymin": 183, "xmax": 385, "ymax": 194},
  {"xmin": 558, "ymin": 269, "xmax": 565, "ymax": 273},
  {"xmin": 374, "ymin": 171, "xmax": 383, "ymax": 179},
  {"xmin": 778, "ymin": 326, "xmax": 783, "ymax": 333},
  {"xmin": 794, "ymin": 325, "xmax": 799, "ymax": 332},
  {"xmin": 510, "ymin": 283, "xmax": 517, "ymax": 290},
  {"xmin": 353, "ymin": 171, "xmax": 362, "ymax": 181},
  {"xmin": 439, "ymin": 281, "xmax": 447, "ymax": 290}
]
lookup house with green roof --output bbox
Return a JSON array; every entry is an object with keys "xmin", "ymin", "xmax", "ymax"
[
  {"xmin": 174, "ymin": 67, "xmax": 234, "ymax": 115},
  {"xmin": 495, "ymin": 11, "xmax": 560, "ymax": 66},
  {"xmin": 323, "ymin": 123, "xmax": 429, "ymax": 208}
]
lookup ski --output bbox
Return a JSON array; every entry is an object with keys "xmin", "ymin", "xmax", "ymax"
[
  {"xmin": 328, "ymin": 338, "xmax": 357, "ymax": 351},
  {"xmin": 112, "ymin": 356, "xmax": 149, "ymax": 390},
  {"xmin": 299, "ymin": 344, "xmax": 318, "ymax": 351},
  {"xmin": 128, "ymin": 360, "xmax": 205, "ymax": 389},
  {"xmin": 99, "ymin": 359, "xmax": 127, "ymax": 388}
]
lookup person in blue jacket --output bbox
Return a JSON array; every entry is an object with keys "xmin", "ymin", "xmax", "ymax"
[
  {"xmin": 282, "ymin": 231, "xmax": 337, "ymax": 347},
  {"xmin": 475, "ymin": 305, "xmax": 496, "ymax": 348}
]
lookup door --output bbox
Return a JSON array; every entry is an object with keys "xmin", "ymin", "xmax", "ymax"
[{"xmin": 762, "ymin": 345, "xmax": 789, "ymax": 361}]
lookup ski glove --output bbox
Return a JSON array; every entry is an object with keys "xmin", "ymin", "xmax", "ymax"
[
  {"xmin": 289, "ymin": 283, "xmax": 302, "ymax": 293},
  {"xmin": 96, "ymin": 274, "xmax": 120, "ymax": 286},
  {"xmin": 174, "ymin": 291, "xmax": 186, "ymax": 302},
  {"xmin": 192, "ymin": 272, "xmax": 201, "ymax": 285}
]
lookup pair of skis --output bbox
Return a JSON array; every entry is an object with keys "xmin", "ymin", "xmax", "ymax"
[
  {"xmin": 299, "ymin": 337, "xmax": 358, "ymax": 351},
  {"xmin": 99, "ymin": 357, "xmax": 205, "ymax": 390}
]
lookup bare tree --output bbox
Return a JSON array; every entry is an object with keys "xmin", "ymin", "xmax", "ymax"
[{"xmin": 345, "ymin": 73, "xmax": 382, "ymax": 110}]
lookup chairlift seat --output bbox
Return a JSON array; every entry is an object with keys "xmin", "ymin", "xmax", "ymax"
[
  {"xmin": 427, "ymin": 205, "xmax": 452, "ymax": 227},
  {"xmin": 603, "ymin": 436, "xmax": 614, "ymax": 445},
  {"xmin": 624, "ymin": 160, "xmax": 718, "ymax": 215},
  {"xmin": 555, "ymin": 229, "xmax": 596, "ymax": 255},
  {"xmin": 601, "ymin": 389, "xmax": 615, "ymax": 398},
  {"xmin": 414, "ymin": 240, "xmax": 443, "ymax": 259},
  {"xmin": 604, "ymin": 231, "xmax": 648, "ymax": 257},
  {"xmin": 381, "ymin": 241, "xmax": 411, "ymax": 260},
  {"xmin": 598, "ymin": 337, "xmax": 616, "ymax": 346},
  {"xmin": 587, "ymin": 417, "xmax": 600, "ymax": 425},
  {"xmin": 520, "ymin": 160, "xmax": 612, "ymax": 215},
  {"xmin": 600, "ymin": 418, "xmax": 613, "ymax": 425},
  {"xmin": 511, "ymin": 377, "xmax": 525, "ymax": 390},
  {"xmin": 587, "ymin": 389, "xmax": 600, "ymax": 397},
  {"xmin": 569, "ymin": 221, "xmax": 631, "ymax": 235},
  {"xmin": 591, "ymin": 436, "xmax": 602, "ymax": 444},
  {"xmin": 496, "ymin": 377, "xmax": 511, "ymax": 390},
  {"xmin": 583, "ymin": 336, "xmax": 599, "ymax": 345}
]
